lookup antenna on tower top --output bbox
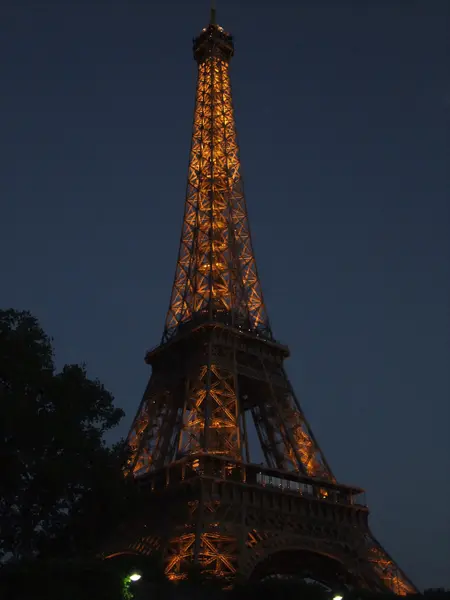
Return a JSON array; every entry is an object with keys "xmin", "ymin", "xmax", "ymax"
[{"xmin": 210, "ymin": 0, "xmax": 217, "ymax": 25}]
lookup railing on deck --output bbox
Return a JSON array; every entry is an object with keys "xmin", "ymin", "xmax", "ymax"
[{"xmin": 135, "ymin": 453, "xmax": 367, "ymax": 508}]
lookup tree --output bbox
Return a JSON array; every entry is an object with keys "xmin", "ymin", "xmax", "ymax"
[
  {"xmin": 0, "ymin": 557, "xmax": 124, "ymax": 600},
  {"xmin": 0, "ymin": 309, "xmax": 125, "ymax": 560}
]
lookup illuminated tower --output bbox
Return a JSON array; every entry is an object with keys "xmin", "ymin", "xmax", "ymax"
[{"xmin": 107, "ymin": 9, "xmax": 417, "ymax": 595}]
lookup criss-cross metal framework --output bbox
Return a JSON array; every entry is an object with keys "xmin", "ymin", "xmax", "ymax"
[
  {"xmin": 163, "ymin": 29, "xmax": 270, "ymax": 343},
  {"xmin": 126, "ymin": 21, "xmax": 333, "ymax": 482},
  {"xmin": 119, "ymin": 12, "xmax": 417, "ymax": 596}
]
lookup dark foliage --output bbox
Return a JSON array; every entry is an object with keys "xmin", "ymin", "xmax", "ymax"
[
  {"xmin": 0, "ymin": 309, "xmax": 126, "ymax": 560},
  {"xmin": 1, "ymin": 555, "xmax": 447, "ymax": 600},
  {"xmin": 0, "ymin": 557, "xmax": 122, "ymax": 600}
]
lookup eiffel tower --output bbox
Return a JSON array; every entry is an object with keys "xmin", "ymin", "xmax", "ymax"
[{"xmin": 107, "ymin": 8, "xmax": 417, "ymax": 595}]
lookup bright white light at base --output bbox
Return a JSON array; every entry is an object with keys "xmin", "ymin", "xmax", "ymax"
[
  {"xmin": 129, "ymin": 573, "xmax": 141, "ymax": 582},
  {"xmin": 333, "ymin": 596, "xmax": 343, "ymax": 600}
]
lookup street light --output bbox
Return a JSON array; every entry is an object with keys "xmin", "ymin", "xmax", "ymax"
[
  {"xmin": 129, "ymin": 573, "xmax": 142, "ymax": 582},
  {"xmin": 332, "ymin": 596, "xmax": 343, "ymax": 600}
]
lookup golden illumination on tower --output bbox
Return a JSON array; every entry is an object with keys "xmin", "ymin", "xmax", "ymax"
[
  {"xmin": 280, "ymin": 392, "xmax": 335, "ymax": 480},
  {"xmin": 177, "ymin": 362, "xmax": 242, "ymax": 459},
  {"xmin": 119, "ymin": 15, "xmax": 419, "ymax": 597},
  {"xmin": 163, "ymin": 51, "xmax": 269, "ymax": 342},
  {"xmin": 165, "ymin": 533, "xmax": 237, "ymax": 581},
  {"xmin": 367, "ymin": 537, "xmax": 417, "ymax": 596}
]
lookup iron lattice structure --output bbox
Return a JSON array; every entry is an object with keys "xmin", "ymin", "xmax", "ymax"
[{"xmin": 110, "ymin": 10, "xmax": 418, "ymax": 596}]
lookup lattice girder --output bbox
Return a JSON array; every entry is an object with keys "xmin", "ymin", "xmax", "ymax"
[
  {"xmin": 366, "ymin": 535, "xmax": 417, "ymax": 595},
  {"xmin": 279, "ymin": 389, "xmax": 334, "ymax": 480},
  {"xmin": 165, "ymin": 532, "xmax": 238, "ymax": 581},
  {"xmin": 127, "ymin": 375, "xmax": 173, "ymax": 475},
  {"xmin": 128, "ymin": 327, "xmax": 331, "ymax": 479},
  {"xmin": 247, "ymin": 356, "xmax": 334, "ymax": 481},
  {"xmin": 164, "ymin": 53, "xmax": 270, "ymax": 342},
  {"xmin": 127, "ymin": 332, "xmax": 245, "ymax": 474},
  {"xmin": 178, "ymin": 361, "xmax": 243, "ymax": 460}
]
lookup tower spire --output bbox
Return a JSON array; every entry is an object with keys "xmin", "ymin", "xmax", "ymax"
[
  {"xmin": 165, "ymin": 19, "xmax": 261, "ymax": 341},
  {"xmin": 210, "ymin": 0, "xmax": 217, "ymax": 25}
]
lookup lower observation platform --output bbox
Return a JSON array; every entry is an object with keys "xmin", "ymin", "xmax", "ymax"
[
  {"xmin": 104, "ymin": 454, "xmax": 389, "ymax": 589},
  {"xmin": 134, "ymin": 453, "xmax": 367, "ymax": 508}
]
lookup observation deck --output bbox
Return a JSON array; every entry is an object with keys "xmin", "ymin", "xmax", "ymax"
[
  {"xmin": 193, "ymin": 22, "xmax": 234, "ymax": 64},
  {"xmin": 135, "ymin": 453, "xmax": 368, "ymax": 510}
]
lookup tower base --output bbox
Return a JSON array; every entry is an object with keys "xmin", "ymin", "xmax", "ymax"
[{"xmin": 104, "ymin": 454, "xmax": 416, "ymax": 595}]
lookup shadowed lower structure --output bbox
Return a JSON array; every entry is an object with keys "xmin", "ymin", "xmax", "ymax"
[{"xmin": 106, "ymin": 8, "xmax": 418, "ymax": 595}]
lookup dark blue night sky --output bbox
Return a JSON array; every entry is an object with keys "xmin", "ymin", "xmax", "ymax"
[{"xmin": 1, "ymin": 0, "xmax": 449, "ymax": 590}]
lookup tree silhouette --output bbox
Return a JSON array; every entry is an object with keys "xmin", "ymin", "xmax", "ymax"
[{"xmin": 0, "ymin": 309, "xmax": 125, "ymax": 560}]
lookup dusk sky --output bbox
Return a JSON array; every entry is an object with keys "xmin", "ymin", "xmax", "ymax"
[{"xmin": 1, "ymin": 0, "xmax": 449, "ymax": 590}]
